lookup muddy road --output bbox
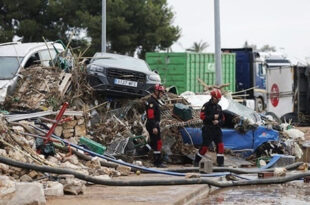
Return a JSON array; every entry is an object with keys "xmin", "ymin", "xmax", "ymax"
[{"xmin": 196, "ymin": 181, "xmax": 310, "ymax": 204}]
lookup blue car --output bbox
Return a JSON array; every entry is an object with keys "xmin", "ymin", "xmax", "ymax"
[{"xmin": 179, "ymin": 97, "xmax": 279, "ymax": 153}]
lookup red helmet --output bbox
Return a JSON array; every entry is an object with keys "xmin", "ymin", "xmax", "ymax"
[
  {"xmin": 154, "ymin": 84, "xmax": 165, "ymax": 92},
  {"xmin": 210, "ymin": 89, "xmax": 222, "ymax": 100}
]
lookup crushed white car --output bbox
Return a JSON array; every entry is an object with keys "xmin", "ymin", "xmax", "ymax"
[{"xmin": 0, "ymin": 42, "xmax": 65, "ymax": 103}]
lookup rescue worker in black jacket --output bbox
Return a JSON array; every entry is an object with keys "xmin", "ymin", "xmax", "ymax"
[
  {"xmin": 145, "ymin": 84, "xmax": 165, "ymax": 167},
  {"xmin": 194, "ymin": 89, "xmax": 225, "ymax": 166}
]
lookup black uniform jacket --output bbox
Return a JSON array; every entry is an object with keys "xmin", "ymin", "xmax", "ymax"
[
  {"xmin": 145, "ymin": 95, "xmax": 161, "ymax": 128},
  {"xmin": 200, "ymin": 99, "xmax": 225, "ymax": 127}
]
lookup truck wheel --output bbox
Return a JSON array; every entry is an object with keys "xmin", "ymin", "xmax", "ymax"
[{"xmin": 255, "ymin": 97, "xmax": 264, "ymax": 113}]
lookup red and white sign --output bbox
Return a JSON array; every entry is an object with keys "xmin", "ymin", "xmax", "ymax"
[
  {"xmin": 266, "ymin": 66, "xmax": 293, "ymax": 118},
  {"xmin": 270, "ymin": 83, "xmax": 279, "ymax": 107}
]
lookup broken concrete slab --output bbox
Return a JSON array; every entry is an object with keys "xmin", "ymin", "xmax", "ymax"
[
  {"xmin": 0, "ymin": 176, "xmax": 16, "ymax": 201},
  {"xmin": 0, "ymin": 163, "xmax": 10, "ymax": 174},
  {"xmin": 0, "ymin": 149, "xmax": 7, "ymax": 156},
  {"xmin": 75, "ymin": 124, "xmax": 86, "ymax": 137},
  {"xmin": 8, "ymin": 182, "xmax": 46, "ymax": 205},
  {"xmin": 116, "ymin": 165, "xmax": 131, "ymax": 176},
  {"xmin": 54, "ymin": 126, "xmax": 63, "ymax": 137},
  {"xmin": 94, "ymin": 175, "xmax": 111, "ymax": 180},
  {"xmin": 63, "ymin": 129, "xmax": 74, "ymax": 138},
  {"xmin": 44, "ymin": 181, "xmax": 64, "ymax": 197},
  {"xmin": 77, "ymin": 118, "xmax": 85, "ymax": 125},
  {"xmin": 60, "ymin": 161, "xmax": 81, "ymax": 170},
  {"xmin": 58, "ymin": 176, "xmax": 86, "ymax": 196},
  {"xmin": 63, "ymin": 120, "xmax": 77, "ymax": 129},
  {"xmin": 20, "ymin": 174, "xmax": 32, "ymax": 182},
  {"xmin": 63, "ymin": 155, "xmax": 79, "ymax": 165},
  {"xmin": 28, "ymin": 170, "xmax": 39, "ymax": 179},
  {"xmin": 199, "ymin": 158, "xmax": 213, "ymax": 174}
]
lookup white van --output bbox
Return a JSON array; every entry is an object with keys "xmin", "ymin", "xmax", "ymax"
[{"xmin": 0, "ymin": 42, "xmax": 65, "ymax": 102}]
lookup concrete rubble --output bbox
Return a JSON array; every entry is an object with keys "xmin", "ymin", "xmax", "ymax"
[{"xmin": 0, "ymin": 63, "xmax": 309, "ymax": 204}]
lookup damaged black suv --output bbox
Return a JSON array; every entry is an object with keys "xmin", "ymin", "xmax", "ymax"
[{"xmin": 87, "ymin": 53, "xmax": 161, "ymax": 97}]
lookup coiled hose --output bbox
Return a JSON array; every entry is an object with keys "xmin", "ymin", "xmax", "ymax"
[{"xmin": 0, "ymin": 155, "xmax": 309, "ymax": 187}]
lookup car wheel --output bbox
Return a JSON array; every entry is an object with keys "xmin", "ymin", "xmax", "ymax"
[
  {"xmin": 255, "ymin": 97, "xmax": 264, "ymax": 113},
  {"xmin": 280, "ymin": 112, "xmax": 298, "ymax": 124}
]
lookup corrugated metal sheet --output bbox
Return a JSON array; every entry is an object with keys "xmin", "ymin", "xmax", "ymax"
[{"xmin": 146, "ymin": 52, "xmax": 236, "ymax": 94}]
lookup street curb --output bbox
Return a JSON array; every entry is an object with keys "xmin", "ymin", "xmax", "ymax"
[{"xmin": 173, "ymin": 185, "xmax": 212, "ymax": 205}]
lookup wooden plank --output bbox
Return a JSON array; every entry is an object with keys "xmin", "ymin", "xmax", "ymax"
[
  {"xmin": 58, "ymin": 73, "xmax": 72, "ymax": 96},
  {"xmin": 5, "ymin": 110, "xmax": 83, "ymax": 122}
]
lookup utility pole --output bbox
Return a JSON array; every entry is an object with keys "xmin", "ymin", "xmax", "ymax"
[
  {"xmin": 214, "ymin": 0, "xmax": 222, "ymax": 85},
  {"xmin": 101, "ymin": 0, "xmax": 106, "ymax": 52}
]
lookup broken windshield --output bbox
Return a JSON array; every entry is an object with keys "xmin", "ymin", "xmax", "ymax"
[
  {"xmin": 226, "ymin": 99, "xmax": 261, "ymax": 123},
  {"xmin": 92, "ymin": 53, "xmax": 151, "ymax": 72},
  {"xmin": 0, "ymin": 57, "xmax": 22, "ymax": 80}
]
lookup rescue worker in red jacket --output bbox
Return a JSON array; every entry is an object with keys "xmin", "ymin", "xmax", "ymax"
[
  {"xmin": 145, "ymin": 84, "xmax": 165, "ymax": 167},
  {"xmin": 194, "ymin": 89, "xmax": 225, "ymax": 166}
]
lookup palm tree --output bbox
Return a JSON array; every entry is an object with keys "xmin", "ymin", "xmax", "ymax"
[
  {"xmin": 260, "ymin": 44, "xmax": 276, "ymax": 52},
  {"xmin": 243, "ymin": 41, "xmax": 257, "ymax": 50},
  {"xmin": 186, "ymin": 40, "xmax": 209, "ymax": 53}
]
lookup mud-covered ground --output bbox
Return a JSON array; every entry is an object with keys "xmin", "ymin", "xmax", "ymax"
[{"xmin": 196, "ymin": 181, "xmax": 310, "ymax": 205}]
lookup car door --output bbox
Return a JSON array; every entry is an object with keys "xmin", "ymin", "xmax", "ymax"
[
  {"xmin": 24, "ymin": 52, "xmax": 40, "ymax": 68},
  {"xmin": 38, "ymin": 49, "xmax": 57, "ymax": 67}
]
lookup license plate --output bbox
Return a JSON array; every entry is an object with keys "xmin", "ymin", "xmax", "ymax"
[{"xmin": 114, "ymin": 78, "xmax": 138, "ymax": 87}]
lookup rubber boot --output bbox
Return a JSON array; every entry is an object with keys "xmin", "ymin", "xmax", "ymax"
[
  {"xmin": 193, "ymin": 154, "xmax": 202, "ymax": 167},
  {"xmin": 216, "ymin": 155, "xmax": 224, "ymax": 167},
  {"xmin": 154, "ymin": 153, "xmax": 166, "ymax": 168}
]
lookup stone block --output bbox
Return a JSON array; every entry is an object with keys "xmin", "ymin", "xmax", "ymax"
[
  {"xmin": 64, "ymin": 155, "xmax": 79, "ymax": 165},
  {"xmin": 8, "ymin": 182, "xmax": 46, "ymax": 205},
  {"xmin": 28, "ymin": 170, "xmax": 39, "ymax": 179},
  {"xmin": 54, "ymin": 126, "xmax": 63, "ymax": 137},
  {"xmin": 116, "ymin": 165, "xmax": 131, "ymax": 176},
  {"xmin": 44, "ymin": 181, "xmax": 64, "ymax": 196},
  {"xmin": 63, "ymin": 129, "xmax": 74, "ymax": 138},
  {"xmin": 77, "ymin": 118, "xmax": 85, "ymax": 125},
  {"xmin": 63, "ymin": 120, "xmax": 77, "ymax": 129},
  {"xmin": 75, "ymin": 125, "xmax": 86, "ymax": 137},
  {"xmin": 199, "ymin": 158, "xmax": 213, "ymax": 174},
  {"xmin": 20, "ymin": 175, "xmax": 32, "ymax": 182}
]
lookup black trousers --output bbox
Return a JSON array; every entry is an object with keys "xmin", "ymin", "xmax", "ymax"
[
  {"xmin": 146, "ymin": 122, "xmax": 161, "ymax": 151},
  {"xmin": 201, "ymin": 125, "xmax": 223, "ymax": 153}
]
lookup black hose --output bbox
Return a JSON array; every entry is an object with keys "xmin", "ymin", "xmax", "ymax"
[
  {"xmin": 212, "ymin": 162, "xmax": 304, "ymax": 174},
  {"xmin": 163, "ymin": 162, "xmax": 304, "ymax": 174},
  {"xmin": 0, "ymin": 155, "xmax": 309, "ymax": 187}
]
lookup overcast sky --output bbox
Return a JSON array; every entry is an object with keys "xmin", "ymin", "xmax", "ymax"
[{"xmin": 167, "ymin": 0, "xmax": 310, "ymax": 64}]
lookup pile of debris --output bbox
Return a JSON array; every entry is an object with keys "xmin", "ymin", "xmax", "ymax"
[
  {"xmin": 0, "ymin": 112, "xmax": 135, "ymax": 205},
  {"xmin": 90, "ymin": 93, "xmax": 199, "ymax": 158},
  {"xmin": 5, "ymin": 66, "xmax": 71, "ymax": 111},
  {"xmin": 0, "ymin": 55, "xmax": 309, "ymax": 204}
]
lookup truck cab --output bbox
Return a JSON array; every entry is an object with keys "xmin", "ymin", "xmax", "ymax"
[
  {"xmin": 253, "ymin": 52, "xmax": 291, "ymax": 112},
  {"xmin": 222, "ymin": 48, "xmax": 292, "ymax": 118}
]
